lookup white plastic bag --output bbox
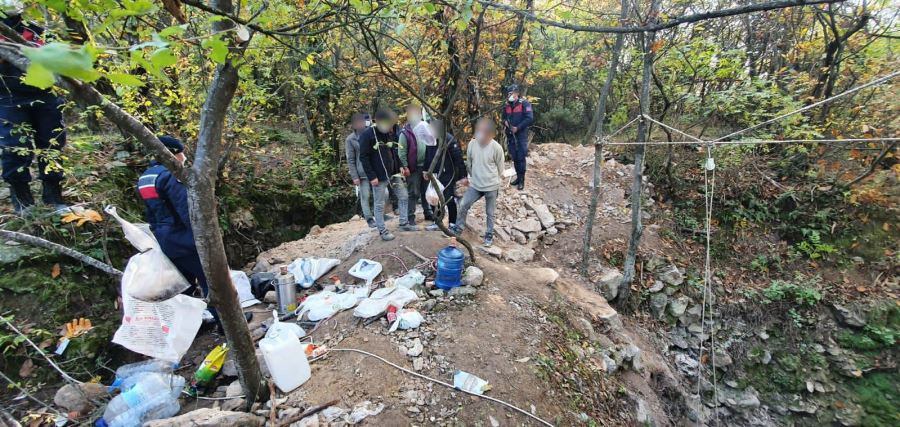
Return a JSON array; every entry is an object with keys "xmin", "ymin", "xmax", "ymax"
[
  {"xmin": 353, "ymin": 286, "xmax": 418, "ymax": 319},
  {"xmin": 388, "ymin": 309, "xmax": 424, "ymax": 332},
  {"xmin": 230, "ymin": 270, "xmax": 261, "ymax": 308},
  {"xmin": 425, "ymin": 181, "xmax": 445, "ymax": 206},
  {"xmin": 288, "ymin": 257, "xmax": 340, "ymax": 289},
  {"xmin": 454, "ymin": 370, "xmax": 491, "ymax": 395},
  {"xmin": 348, "ymin": 259, "xmax": 382, "ymax": 286},
  {"xmin": 106, "ymin": 206, "xmax": 190, "ymax": 302},
  {"xmin": 296, "ymin": 289, "xmax": 367, "ymax": 321},
  {"xmin": 266, "ymin": 310, "xmax": 305, "ymax": 339},
  {"xmin": 395, "ymin": 269, "xmax": 425, "ymax": 289},
  {"xmin": 112, "ymin": 292, "xmax": 207, "ymax": 362}
]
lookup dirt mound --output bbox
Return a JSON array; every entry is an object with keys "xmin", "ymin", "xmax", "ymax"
[{"xmin": 234, "ymin": 144, "xmax": 686, "ymax": 426}]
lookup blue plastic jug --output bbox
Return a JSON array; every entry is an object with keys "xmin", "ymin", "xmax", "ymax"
[{"xmin": 435, "ymin": 244, "xmax": 465, "ymax": 290}]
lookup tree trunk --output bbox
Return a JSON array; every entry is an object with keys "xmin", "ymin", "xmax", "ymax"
[
  {"xmin": 619, "ymin": 1, "xmax": 660, "ymax": 306},
  {"xmin": 187, "ymin": 0, "xmax": 265, "ymax": 404},
  {"xmin": 501, "ymin": 0, "xmax": 533, "ymax": 91},
  {"xmin": 580, "ymin": 0, "xmax": 630, "ymax": 275}
]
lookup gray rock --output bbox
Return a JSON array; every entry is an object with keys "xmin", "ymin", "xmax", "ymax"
[
  {"xmin": 668, "ymin": 296, "xmax": 690, "ymax": 317},
  {"xmin": 413, "ymin": 358, "xmax": 424, "ymax": 371},
  {"xmin": 511, "ymin": 229, "xmax": 528, "ymax": 244},
  {"xmin": 530, "ymin": 267, "xmax": 560, "ymax": 286},
  {"xmin": 760, "ymin": 350, "xmax": 772, "ymax": 365},
  {"xmin": 650, "ymin": 293, "xmax": 668, "ymax": 319},
  {"xmin": 675, "ymin": 353, "xmax": 699, "ymax": 377},
  {"xmin": 0, "ymin": 241, "xmax": 37, "ymax": 266},
  {"xmin": 221, "ymin": 359, "xmax": 238, "ymax": 377},
  {"xmin": 524, "ymin": 201, "xmax": 556, "ymax": 229},
  {"xmin": 503, "ymin": 246, "xmax": 535, "ymax": 263},
  {"xmin": 831, "ymin": 304, "xmax": 866, "ymax": 328},
  {"xmin": 635, "ymin": 398, "xmax": 656, "ymax": 426},
  {"xmin": 407, "ymin": 339, "xmax": 424, "ymax": 357},
  {"xmin": 623, "ymin": 344, "xmax": 643, "ymax": 371},
  {"xmin": 658, "ymin": 265, "xmax": 684, "ymax": 286},
  {"xmin": 600, "ymin": 353, "xmax": 618, "ymax": 374},
  {"xmin": 479, "ymin": 245, "xmax": 503, "ymax": 258},
  {"xmin": 225, "ymin": 380, "xmax": 242, "ymax": 398},
  {"xmin": 787, "ymin": 399, "xmax": 817, "ymax": 415},
  {"xmin": 720, "ymin": 387, "xmax": 760, "ymax": 412},
  {"xmin": 834, "ymin": 401, "xmax": 864, "ymax": 426},
  {"xmin": 513, "ymin": 218, "xmax": 542, "ymax": 234},
  {"xmin": 648, "ymin": 281, "xmax": 665, "ymax": 293},
  {"xmin": 461, "ymin": 266, "xmax": 484, "ymax": 287},
  {"xmin": 54, "ymin": 383, "xmax": 107, "ymax": 413},
  {"xmin": 572, "ymin": 317, "xmax": 597, "ymax": 341},
  {"xmin": 263, "ymin": 291, "xmax": 277, "ymax": 304},
  {"xmin": 448, "ymin": 286, "xmax": 476, "ymax": 297},
  {"xmin": 645, "ymin": 254, "xmax": 667, "ymax": 272},
  {"xmin": 596, "ymin": 268, "xmax": 623, "ymax": 301},
  {"xmin": 143, "ymin": 408, "xmax": 264, "ymax": 427}
]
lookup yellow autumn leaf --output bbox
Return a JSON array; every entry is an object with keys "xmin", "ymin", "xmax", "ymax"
[{"xmin": 61, "ymin": 209, "xmax": 103, "ymax": 227}]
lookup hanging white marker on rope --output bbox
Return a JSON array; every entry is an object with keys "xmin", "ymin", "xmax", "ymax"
[{"xmin": 705, "ymin": 157, "xmax": 715, "ymax": 171}]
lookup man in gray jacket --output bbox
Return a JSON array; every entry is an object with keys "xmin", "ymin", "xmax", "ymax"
[{"xmin": 345, "ymin": 113, "xmax": 375, "ymax": 227}]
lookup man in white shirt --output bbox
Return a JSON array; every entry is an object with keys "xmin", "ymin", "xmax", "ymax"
[{"xmin": 452, "ymin": 118, "xmax": 504, "ymax": 247}]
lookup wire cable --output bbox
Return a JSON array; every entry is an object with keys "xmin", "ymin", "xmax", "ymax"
[
  {"xmin": 328, "ymin": 348, "xmax": 555, "ymax": 426},
  {"xmin": 602, "ymin": 137, "xmax": 900, "ymax": 146}
]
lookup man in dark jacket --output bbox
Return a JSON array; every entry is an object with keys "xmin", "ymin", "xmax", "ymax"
[
  {"xmin": 501, "ymin": 83, "xmax": 534, "ymax": 190},
  {"xmin": 423, "ymin": 119, "xmax": 465, "ymax": 231},
  {"xmin": 137, "ymin": 136, "xmax": 212, "ymax": 313},
  {"xmin": 0, "ymin": 6, "xmax": 68, "ymax": 214},
  {"xmin": 345, "ymin": 113, "xmax": 374, "ymax": 227},
  {"xmin": 358, "ymin": 109, "xmax": 418, "ymax": 241}
]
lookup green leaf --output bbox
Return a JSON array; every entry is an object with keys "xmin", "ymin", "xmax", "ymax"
[
  {"xmin": 150, "ymin": 48, "xmax": 177, "ymax": 69},
  {"xmin": 106, "ymin": 72, "xmax": 144, "ymax": 87},
  {"xmin": 22, "ymin": 63, "xmax": 55, "ymax": 89},
  {"xmin": 202, "ymin": 36, "xmax": 228, "ymax": 64},
  {"xmin": 159, "ymin": 25, "xmax": 187, "ymax": 39},
  {"xmin": 21, "ymin": 43, "xmax": 99, "ymax": 82}
]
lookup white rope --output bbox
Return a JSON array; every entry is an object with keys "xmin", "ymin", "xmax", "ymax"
[
  {"xmin": 712, "ymin": 70, "xmax": 900, "ymax": 142},
  {"xmin": 329, "ymin": 348, "xmax": 555, "ymax": 427},
  {"xmin": 694, "ymin": 142, "xmax": 718, "ymax": 422},
  {"xmin": 641, "ymin": 114, "xmax": 704, "ymax": 142}
]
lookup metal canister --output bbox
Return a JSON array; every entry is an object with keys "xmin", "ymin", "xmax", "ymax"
[{"xmin": 275, "ymin": 265, "xmax": 297, "ymax": 316}]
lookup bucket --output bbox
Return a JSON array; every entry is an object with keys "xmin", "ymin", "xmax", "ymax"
[{"xmin": 435, "ymin": 243, "xmax": 465, "ymax": 290}]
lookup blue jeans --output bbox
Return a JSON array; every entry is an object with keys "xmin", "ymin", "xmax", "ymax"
[
  {"xmin": 455, "ymin": 187, "xmax": 498, "ymax": 238},
  {"xmin": 357, "ymin": 180, "xmax": 373, "ymax": 220},
  {"xmin": 372, "ymin": 176, "xmax": 409, "ymax": 233},
  {"xmin": 0, "ymin": 95, "xmax": 66, "ymax": 184}
]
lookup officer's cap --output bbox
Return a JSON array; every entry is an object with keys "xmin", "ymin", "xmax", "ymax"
[{"xmin": 159, "ymin": 136, "xmax": 184, "ymax": 154}]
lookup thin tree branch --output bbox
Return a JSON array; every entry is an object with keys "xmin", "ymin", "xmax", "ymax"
[
  {"xmin": 0, "ymin": 229, "xmax": 123, "ymax": 278},
  {"xmin": 479, "ymin": 0, "xmax": 845, "ymax": 33}
]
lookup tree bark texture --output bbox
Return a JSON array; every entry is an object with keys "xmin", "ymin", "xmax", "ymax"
[
  {"xmin": 580, "ymin": 0, "xmax": 630, "ymax": 276},
  {"xmin": 619, "ymin": 0, "xmax": 660, "ymax": 306}
]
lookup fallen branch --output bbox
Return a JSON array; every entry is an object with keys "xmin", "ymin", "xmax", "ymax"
[
  {"xmin": 0, "ymin": 229, "xmax": 123, "ymax": 278},
  {"xmin": 402, "ymin": 245, "xmax": 430, "ymax": 263},
  {"xmin": 276, "ymin": 399, "xmax": 340, "ymax": 427}
]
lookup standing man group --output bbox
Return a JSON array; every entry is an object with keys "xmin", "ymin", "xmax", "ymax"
[
  {"xmin": 0, "ymin": 2, "xmax": 68, "ymax": 214},
  {"xmin": 502, "ymin": 84, "xmax": 533, "ymax": 191},
  {"xmin": 358, "ymin": 109, "xmax": 419, "ymax": 241}
]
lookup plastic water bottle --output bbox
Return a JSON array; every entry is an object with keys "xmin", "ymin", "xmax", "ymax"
[
  {"xmin": 109, "ymin": 360, "xmax": 177, "ymax": 392},
  {"xmin": 102, "ymin": 373, "xmax": 184, "ymax": 422},
  {"xmin": 98, "ymin": 394, "xmax": 180, "ymax": 427},
  {"xmin": 118, "ymin": 372, "xmax": 185, "ymax": 400},
  {"xmin": 435, "ymin": 243, "xmax": 465, "ymax": 290}
]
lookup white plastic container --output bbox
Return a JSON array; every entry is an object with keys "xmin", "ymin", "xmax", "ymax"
[{"xmin": 259, "ymin": 319, "xmax": 310, "ymax": 392}]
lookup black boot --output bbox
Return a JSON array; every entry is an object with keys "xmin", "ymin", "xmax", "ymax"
[
  {"xmin": 41, "ymin": 180, "xmax": 68, "ymax": 211},
  {"xmin": 9, "ymin": 182, "xmax": 34, "ymax": 215},
  {"xmin": 517, "ymin": 176, "xmax": 525, "ymax": 191},
  {"xmin": 510, "ymin": 176, "xmax": 521, "ymax": 186}
]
